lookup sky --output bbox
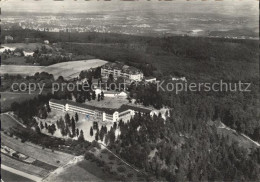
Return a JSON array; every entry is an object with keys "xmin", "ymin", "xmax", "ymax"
[{"xmin": 1, "ymin": 0, "xmax": 258, "ymax": 16}]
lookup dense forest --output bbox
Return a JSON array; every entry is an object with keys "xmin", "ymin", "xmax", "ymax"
[
  {"xmin": 127, "ymin": 80, "xmax": 260, "ymax": 143},
  {"xmin": 104, "ymin": 109, "xmax": 260, "ymax": 181},
  {"xmin": 1, "ymin": 29, "xmax": 258, "ymax": 80}
]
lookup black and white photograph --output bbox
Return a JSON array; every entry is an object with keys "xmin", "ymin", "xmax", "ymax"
[{"xmin": 0, "ymin": 0, "xmax": 259, "ymax": 181}]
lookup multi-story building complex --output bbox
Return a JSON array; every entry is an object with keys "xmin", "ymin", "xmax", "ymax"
[
  {"xmin": 49, "ymin": 99, "xmax": 151, "ymax": 122},
  {"xmin": 101, "ymin": 62, "xmax": 144, "ymax": 82}
]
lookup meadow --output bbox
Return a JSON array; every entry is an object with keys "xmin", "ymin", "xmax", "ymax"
[
  {"xmin": 0, "ymin": 59, "xmax": 107, "ymax": 79},
  {"xmin": 1, "ymin": 132, "xmax": 75, "ymax": 167}
]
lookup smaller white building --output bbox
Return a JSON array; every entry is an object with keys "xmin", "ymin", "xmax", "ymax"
[
  {"xmin": 5, "ymin": 35, "xmax": 14, "ymax": 41},
  {"xmin": 172, "ymin": 77, "xmax": 187, "ymax": 82},
  {"xmin": 118, "ymin": 91, "xmax": 127, "ymax": 98},
  {"xmin": 23, "ymin": 51, "xmax": 34, "ymax": 57},
  {"xmin": 145, "ymin": 77, "xmax": 157, "ymax": 83},
  {"xmin": 104, "ymin": 91, "xmax": 117, "ymax": 98},
  {"xmin": 94, "ymin": 89, "xmax": 102, "ymax": 95},
  {"xmin": 44, "ymin": 40, "xmax": 49, "ymax": 44}
]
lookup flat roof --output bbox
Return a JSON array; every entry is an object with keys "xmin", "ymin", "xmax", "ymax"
[
  {"xmin": 50, "ymin": 99, "xmax": 117, "ymax": 115},
  {"xmin": 102, "ymin": 62, "xmax": 142, "ymax": 75},
  {"xmin": 118, "ymin": 104, "xmax": 152, "ymax": 113},
  {"xmin": 50, "ymin": 99, "xmax": 152, "ymax": 115}
]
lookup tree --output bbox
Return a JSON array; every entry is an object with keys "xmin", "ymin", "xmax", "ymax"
[
  {"xmin": 104, "ymin": 126, "xmax": 108, "ymax": 134},
  {"xmin": 46, "ymin": 103, "xmax": 51, "ymax": 113},
  {"xmin": 40, "ymin": 121, "xmax": 44, "ymax": 130},
  {"xmin": 48, "ymin": 124, "xmax": 56, "ymax": 135},
  {"xmin": 75, "ymin": 112, "xmax": 79, "ymax": 122},
  {"xmin": 101, "ymin": 91, "xmax": 104, "ymax": 100},
  {"xmin": 95, "ymin": 129, "xmax": 100, "ymax": 141},
  {"xmin": 35, "ymin": 125, "xmax": 41, "ymax": 134},
  {"xmin": 104, "ymin": 135, "xmax": 109, "ymax": 145},
  {"xmin": 90, "ymin": 127, "xmax": 94, "ymax": 137},
  {"xmin": 108, "ymin": 129, "xmax": 115, "ymax": 144},
  {"xmin": 65, "ymin": 113, "xmax": 71, "ymax": 126},
  {"xmin": 39, "ymin": 107, "xmax": 47, "ymax": 119},
  {"xmin": 92, "ymin": 91, "xmax": 96, "ymax": 100},
  {"xmin": 11, "ymin": 102, "xmax": 20, "ymax": 112},
  {"xmin": 57, "ymin": 76, "xmax": 64, "ymax": 82},
  {"xmin": 76, "ymin": 128, "xmax": 79, "ymax": 137},
  {"xmin": 45, "ymin": 122, "xmax": 48, "ymax": 129},
  {"xmin": 78, "ymin": 130, "xmax": 85, "ymax": 142},
  {"xmin": 71, "ymin": 117, "xmax": 76, "ymax": 137},
  {"xmin": 113, "ymin": 122, "xmax": 117, "ymax": 129},
  {"xmin": 59, "ymin": 117, "xmax": 67, "ymax": 136},
  {"xmin": 108, "ymin": 73, "xmax": 114, "ymax": 81},
  {"xmin": 99, "ymin": 126, "xmax": 105, "ymax": 141},
  {"xmin": 87, "ymin": 91, "xmax": 91, "ymax": 101},
  {"xmin": 98, "ymin": 94, "xmax": 101, "ymax": 101}
]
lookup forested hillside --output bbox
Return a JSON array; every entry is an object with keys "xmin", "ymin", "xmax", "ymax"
[
  {"xmin": 2, "ymin": 29, "xmax": 258, "ymax": 81},
  {"xmin": 3, "ymin": 29, "xmax": 259, "ymax": 181}
]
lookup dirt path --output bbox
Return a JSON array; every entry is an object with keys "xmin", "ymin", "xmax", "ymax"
[
  {"xmin": 219, "ymin": 122, "xmax": 260, "ymax": 147},
  {"xmin": 98, "ymin": 142, "xmax": 146, "ymax": 175}
]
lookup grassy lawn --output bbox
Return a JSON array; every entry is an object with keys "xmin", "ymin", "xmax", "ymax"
[
  {"xmin": 43, "ymin": 156, "xmax": 103, "ymax": 182},
  {"xmin": 44, "ymin": 59, "xmax": 107, "ymax": 79},
  {"xmin": 0, "ymin": 59, "xmax": 107, "ymax": 79},
  {"xmin": 1, "ymin": 133, "xmax": 75, "ymax": 167},
  {"xmin": 1, "ymin": 114, "xmax": 20, "ymax": 131},
  {"xmin": 0, "ymin": 65, "xmax": 44, "ymax": 76},
  {"xmin": 77, "ymin": 159, "xmax": 117, "ymax": 181},
  {"xmin": 1, "ymin": 154, "xmax": 49, "ymax": 177},
  {"xmin": 1, "ymin": 168, "xmax": 34, "ymax": 182},
  {"xmin": 88, "ymin": 147, "xmax": 145, "ymax": 181}
]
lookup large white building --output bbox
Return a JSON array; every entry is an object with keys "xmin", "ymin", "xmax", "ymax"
[
  {"xmin": 49, "ymin": 99, "xmax": 151, "ymax": 122},
  {"xmin": 101, "ymin": 62, "xmax": 144, "ymax": 82}
]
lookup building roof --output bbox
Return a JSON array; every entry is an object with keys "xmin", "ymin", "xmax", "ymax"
[
  {"xmin": 145, "ymin": 77, "xmax": 156, "ymax": 80},
  {"xmin": 50, "ymin": 99, "xmax": 152, "ymax": 115},
  {"xmin": 102, "ymin": 62, "xmax": 142, "ymax": 75},
  {"xmin": 104, "ymin": 91, "xmax": 118, "ymax": 95},
  {"xmin": 50, "ymin": 99, "xmax": 117, "ymax": 115},
  {"xmin": 49, "ymin": 98, "xmax": 67, "ymax": 105},
  {"xmin": 118, "ymin": 104, "xmax": 152, "ymax": 113}
]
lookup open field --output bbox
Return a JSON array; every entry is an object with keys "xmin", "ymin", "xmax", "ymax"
[
  {"xmin": 43, "ymin": 156, "xmax": 104, "ymax": 182},
  {"xmin": 1, "ymin": 132, "xmax": 75, "ymax": 167},
  {"xmin": 1, "ymin": 92, "xmax": 38, "ymax": 112},
  {"xmin": 1, "ymin": 154, "xmax": 49, "ymax": 178},
  {"xmin": 0, "ymin": 65, "xmax": 43, "ymax": 76},
  {"xmin": 1, "ymin": 168, "xmax": 34, "ymax": 182},
  {"xmin": 1, "ymin": 113, "xmax": 22, "ymax": 131},
  {"xmin": 44, "ymin": 59, "xmax": 107, "ymax": 79},
  {"xmin": 0, "ymin": 59, "xmax": 107, "ymax": 79}
]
